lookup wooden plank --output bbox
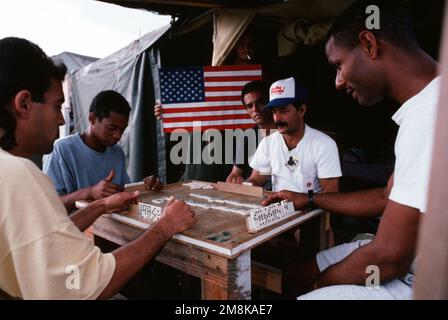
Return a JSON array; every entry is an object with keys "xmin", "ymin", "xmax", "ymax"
[
  {"xmin": 92, "ymin": 214, "xmax": 238, "ymax": 287},
  {"xmin": 79, "ymin": 182, "xmax": 323, "ymax": 257},
  {"xmin": 201, "ymin": 251, "xmax": 251, "ymax": 300},
  {"xmin": 214, "ymin": 181, "xmax": 264, "ymax": 198},
  {"xmin": 414, "ymin": 4, "xmax": 448, "ymax": 300},
  {"xmin": 201, "ymin": 280, "xmax": 228, "ymax": 300},
  {"xmin": 124, "ymin": 182, "xmax": 149, "ymax": 193},
  {"xmin": 91, "ymin": 211, "xmax": 326, "ymax": 298},
  {"xmin": 319, "ymin": 212, "xmax": 333, "ymax": 250},
  {"xmin": 251, "ymin": 262, "xmax": 282, "ymax": 294},
  {"xmin": 105, "ymin": 182, "xmax": 319, "ymax": 254},
  {"xmin": 105, "ymin": 208, "xmax": 323, "ymax": 258}
]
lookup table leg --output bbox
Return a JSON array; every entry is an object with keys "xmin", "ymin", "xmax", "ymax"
[
  {"xmin": 201, "ymin": 251, "xmax": 251, "ymax": 300},
  {"xmin": 320, "ymin": 211, "xmax": 334, "ymax": 251}
]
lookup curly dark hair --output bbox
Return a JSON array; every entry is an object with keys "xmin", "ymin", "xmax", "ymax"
[
  {"xmin": 0, "ymin": 37, "xmax": 67, "ymax": 150},
  {"xmin": 89, "ymin": 90, "xmax": 131, "ymax": 120}
]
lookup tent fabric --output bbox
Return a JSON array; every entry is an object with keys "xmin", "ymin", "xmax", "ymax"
[
  {"xmin": 99, "ymin": 0, "xmax": 356, "ymax": 21},
  {"xmin": 52, "ymin": 52, "xmax": 98, "ymax": 74},
  {"xmin": 51, "ymin": 52, "xmax": 99, "ymax": 139},
  {"xmin": 277, "ymin": 19, "xmax": 333, "ymax": 57},
  {"xmin": 100, "ymin": 0, "xmax": 358, "ymax": 63},
  {"xmin": 69, "ymin": 24, "xmax": 170, "ymax": 182},
  {"xmin": 210, "ymin": 7, "xmax": 334, "ymax": 65},
  {"xmin": 170, "ymin": 10, "xmax": 213, "ymax": 37},
  {"xmin": 211, "ymin": 9, "xmax": 255, "ymax": 66},
  {"xmin": 255, "ymin": 0, "xmax": 356, "ymax": 20}
]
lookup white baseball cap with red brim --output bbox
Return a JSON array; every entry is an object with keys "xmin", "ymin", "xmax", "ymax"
[{"xmin": 264, "ymin": 77, "xmax": 309, "ymax": 110}]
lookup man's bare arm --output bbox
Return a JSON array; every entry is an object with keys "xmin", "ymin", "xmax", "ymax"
[
  {"xmin": 313, "ymin": 200, "xmax": 420, "ymax": 288},
  {"xmin": 313, "ymin": 173, "xmax": 394, "ymax": 217},
  {"xmin": 70, "ymin": 192, "xmax": 139, "ymax": 232},
  {"xmin": 263, "ymin": 174, "xmax": 394, "ymax": 218},
  {"xmin": 263, "ymin": 188, "xmax": 387, "ymax": 219},
  {"xmin": 69, "ymin": 199, "xmax": 105, "ymax": 232},
  {"xmin": 319, "ymin": 177, "xmax": 340, "ymax": 193},
  {"xmin": 61, "ymin": 188, "xmax": 92, "ymax": 211},
  {"xmin": 97, "ymin": 198, "xmax": 196, "ymax": 299},
  {"xmin": 61, "ymin": 170, "xmax": 123, "ymax": 211}
]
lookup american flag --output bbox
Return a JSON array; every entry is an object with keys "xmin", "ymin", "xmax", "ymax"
[{"xmin": 159, "ymin": 65, "xmax": 262, "ymax": 133}]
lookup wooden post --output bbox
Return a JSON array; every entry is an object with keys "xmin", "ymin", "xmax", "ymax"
[
  {"xmin": 414, "ymin": 4, "xmax": 448, "ymax": 300},
  {"xmin": 201, "ymin": 251, "xmax": 251, "ymax": 300},
  {"xmin": 319, "ymin": 211, "xmax": 333, "ymax": 251},
  {"xmin": 251, "ymin": 262, "xmax": 282, "ymax": 294}
]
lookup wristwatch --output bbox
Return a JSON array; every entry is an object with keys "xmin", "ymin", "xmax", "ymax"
[{"xmin": 307, "ymin": 189, "xmax": 316, "ymax": 208}]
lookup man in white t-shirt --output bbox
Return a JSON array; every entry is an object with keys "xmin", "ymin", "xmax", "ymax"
[
  {"xmin": 0, "ymin": 37, "xmax": 196, "ymax": 299},
  {"xmin": 263, "ymin": 0, "xmax": 439, "ymax": 299},
  {"xmin": 247, "ymin": 77, "xmax": 342, "ymax": 193}
]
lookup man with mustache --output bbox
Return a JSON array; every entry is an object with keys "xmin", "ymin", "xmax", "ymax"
[
  {"xmin": 246, "ymin": 77, "xmax": 341, "ymax": 194},
  {"xmin": 44, "ymin": 90, "xmax": 163, "ymax": 211},
  {"xmin": 263, "ymin": 0, "xmax": 439, "ymax": 299}
]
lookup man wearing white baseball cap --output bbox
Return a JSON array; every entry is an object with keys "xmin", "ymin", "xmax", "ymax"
[{"xmin": 246, "ymin": 77, "xmax": 342, "ymax": 195}]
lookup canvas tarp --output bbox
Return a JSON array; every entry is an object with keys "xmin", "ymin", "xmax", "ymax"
[
  {"xmin": 190, "ymin": 7, "xmax": 344, "ymax": 65},
  {"xmin": 211, "ymin": 9, "xmax": 255, "ymax": 66},
  {"xmin": 52, "ymin": 52, "xmax": 99, "ymax": 74},
  {"xmin": 99, "ymin": 0, "xmax": 356, "ymax": 21},
  {"xmin": 100, "ymin": 0, "xmax": 357, "ymax": 64}
]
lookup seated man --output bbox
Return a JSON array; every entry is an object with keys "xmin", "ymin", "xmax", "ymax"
[
  {"xmin": 44, "ymin": 90, "xmax": 162, "ymax": 211},
  {"xmin": 262, "ymin": 0, "xmax": 439, "ymax": 299},
  {"xmin": 226, "ymin": 80, "xmax": 276, "ymax": 184},
  {"xmin": 0, "ymin": 37, "xmax": 196, "ymax": 299},
  {"xmin": 247, "ymin": 77, "xmax": 341, "ymax": 194}
]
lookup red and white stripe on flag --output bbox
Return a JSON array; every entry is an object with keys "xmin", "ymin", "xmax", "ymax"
[{"xmin": 160, "ymin": 64, "xmax": 262, "ymax": 133}]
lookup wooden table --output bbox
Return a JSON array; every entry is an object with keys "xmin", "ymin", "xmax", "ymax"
[{"xmin": 87, "ymin": 183, "xmax": 332, "ymax": 300}]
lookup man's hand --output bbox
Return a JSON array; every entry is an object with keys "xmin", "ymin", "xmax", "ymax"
[
  {"xmin": 262, "ymin": 190, "xmax": 308, "ymax": 210},
  {"xmin": 157, "ymin": 197, "xmax": 197, "ymax": 236},
  {"xmin": 98, "ymin": 195, "xmax": 196, "ymax": 300},
  {"xmin": 226, "ymin": 166, "xmax": 244, "ymax": 184},
  {"xmin": 89, "ymin": 170, "xmax": 124, "ymax": 199},
  {"xmin": 154, "ymin": 103, "xmax": 162, "ymax": 120},
  {"xmin": 70, "ymin": 191, "xmax": 139, "ymax": 232},
  {"xmin": 102, "ymin": 191, "xmax": 140, "ymax": 213},
  {"xmin": 226, "ymin": 173, "xmax": 244, "ymax": 184},
  {"xmin": 143, "ymin": 175, "xmax": 163, "ymax": 191}
]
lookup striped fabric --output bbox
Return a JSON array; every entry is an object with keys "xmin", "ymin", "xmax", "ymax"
[{"xmin": 159, "ymin": 65, "xmax": 262, "ymax": 132}]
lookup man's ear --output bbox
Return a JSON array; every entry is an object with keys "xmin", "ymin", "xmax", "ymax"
[
  {"xmin": 299, "ymin": 104, "xmax": 307, "ymax": 115},
  {"xmin": 88, "ymin": 112, "xmax": 96, "ymax": 125},
  {"xmin": 359, "ymin": 31, "xmax": 378, "ymax": 59},
  {"xmin": 12, "ymin": 90, "xmax": 33, "ymax": 119}
]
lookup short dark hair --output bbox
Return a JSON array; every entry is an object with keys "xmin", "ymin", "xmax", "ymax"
[
  {"xmin": 0, "ymin": 37, "xmax": 67, "ymax": 151},
  {"xmin": 326, "ymin": 0, "xmax": 418, "ymax": 50},
  {"xmin": 89, "ymin": 90, "xmax": 131, "ymax": 120},
  {"xmin": 240, "ymin": 80, "xmax": 268, "ymax": 105}
]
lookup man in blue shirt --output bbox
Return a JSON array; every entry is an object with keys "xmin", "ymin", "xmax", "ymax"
[{"xmin": 44, "ymin": 90, "xmax": 162, "ymax": 211}]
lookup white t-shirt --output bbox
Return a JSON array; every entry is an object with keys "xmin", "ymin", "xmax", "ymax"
[
  {"xmin": 389, "ymin": 76, "xmax": 440, "ymax": 213},
  {"xmin": 0, "ymin": 148, "xmax": 115, "ymax": 299},
  {"xmin": 250, "ymin": 125, "xmax": 342, "ymax": 192}
]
